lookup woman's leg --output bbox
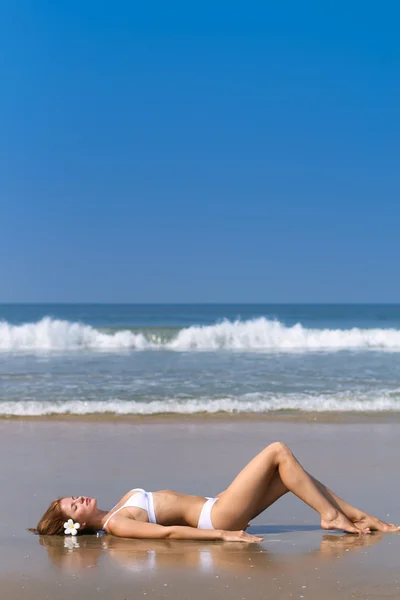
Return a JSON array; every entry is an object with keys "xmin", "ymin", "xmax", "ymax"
[
  {"xmin": 212, "ymin": 442, "xmax": 370, "ymax": 534},
  {"xmin": 301, "ymin": 474, "xmax": 399, "ymax": 532},
  {"xmin": 229, "ymin": 468, "xmax": 399, "ymax": 533}
]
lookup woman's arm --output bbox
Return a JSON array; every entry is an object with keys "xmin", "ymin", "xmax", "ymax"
[
  {"xmin": 108, "ymin": 519, "xmax": 262, "ymax": 542},
  {"xmin": 109, "ymin": 518, "xmax": 221, "ymax": 540}
]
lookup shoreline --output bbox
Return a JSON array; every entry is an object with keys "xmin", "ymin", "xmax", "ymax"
[{"xmin": 2, "ymin": 410, "xmax": 400, "ymax": 423}]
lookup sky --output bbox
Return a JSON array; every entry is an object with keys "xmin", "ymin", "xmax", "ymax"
[{"xmin": 1, "ymin": 1, "xmax": 399, "ymax": 303}]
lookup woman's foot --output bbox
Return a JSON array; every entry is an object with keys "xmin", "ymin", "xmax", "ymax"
[
  {"xmin": 353, "ymin": 514, "xmax": 400, "ymax": 533},
  {"xmin": 321, "ymin": 510, "xmax": 370, "ymax": 534}
]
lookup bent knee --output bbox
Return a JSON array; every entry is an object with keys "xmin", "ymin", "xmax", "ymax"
[{"xmin": 267, "ymin": 441, "xmax": 292, "ymax": 460}]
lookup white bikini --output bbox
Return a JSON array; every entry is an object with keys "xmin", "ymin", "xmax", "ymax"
[
  {"xmin": 103, "ymin": 489, "xmax": 157, "ymax": 530},
  {"xmin": 197, "ymin": 497, "xmax": 219, "ymax": 529},
  {"xmin": 102, "ymin": 489, "xmax": 218, "ymax": 531}
]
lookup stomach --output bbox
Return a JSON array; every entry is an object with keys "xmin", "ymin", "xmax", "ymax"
[{"xmin": 152, "ymin": 490, "xmax": 209, "ymax": 527}]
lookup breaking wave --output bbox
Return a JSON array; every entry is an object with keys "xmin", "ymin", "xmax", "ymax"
[
  {"xmin": 1, "ymin": 391, "xmax": 400, "ymax": 416},
  {"xmin": 2, "ymin": 316, "xmax": 400, "ymax": 352}
]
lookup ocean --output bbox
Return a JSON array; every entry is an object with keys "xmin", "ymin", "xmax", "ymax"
[{"xmin": 1, "ymin": 303, "xmax": 400, "ymax": 417}]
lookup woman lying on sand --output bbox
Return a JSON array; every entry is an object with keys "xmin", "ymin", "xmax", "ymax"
[{"xmin": 35, "ymin": 442, "xmax": 399, "ymax": 541}]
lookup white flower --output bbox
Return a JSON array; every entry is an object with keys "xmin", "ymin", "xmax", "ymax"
[
  {"xmin": 64, "ymin": 537, "xmax": 80, "ymax": 552},
  {"xmin": 63, "ymin": 519, "xmax": 80, "ymax": 536}
]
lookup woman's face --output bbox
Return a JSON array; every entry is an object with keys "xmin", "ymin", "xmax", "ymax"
[{"xmin": 60, "ymin": 496, "xmax": 97, "ymax": 527}]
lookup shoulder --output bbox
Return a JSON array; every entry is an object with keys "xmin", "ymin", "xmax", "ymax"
[
  {"xmin": 108, "ymin": 490, "xmax": 135, "ymax": 515},
  {"xmin": 104, "ymin": 510, "xmax": 134, "ymax": 534}
]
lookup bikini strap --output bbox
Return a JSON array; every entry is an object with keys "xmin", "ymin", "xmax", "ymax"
[
  {"xmin": 103, "ymin": 505, "xmax": 125, "ymax": 530},
  {"xmin": 147, "ymin": 492, "xmax": 157, "ymax": 524}
]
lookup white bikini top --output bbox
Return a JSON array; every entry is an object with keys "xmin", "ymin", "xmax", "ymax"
[{"xmin": 103, "ymin": 488, "xmax": 157, "ymax": 530}]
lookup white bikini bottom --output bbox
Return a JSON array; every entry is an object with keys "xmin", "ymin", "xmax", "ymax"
[{"xmin": 197, "ymin": 497, "xmax": 219, "ymax": 529}]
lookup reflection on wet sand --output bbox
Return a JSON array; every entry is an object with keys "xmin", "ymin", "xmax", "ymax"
[
  {"xmin": 39, "ymin": 530, "xmax": 384, "ymax": 575},
  {"xmin": 319, "ymin": 532, "xmax": 383, "ymax": 558}
]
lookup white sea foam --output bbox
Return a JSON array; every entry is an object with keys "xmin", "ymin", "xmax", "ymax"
[
  {"xmin": 1, "ymin": 391, "xmax": 399, "ymax": 416},
  {"xmin": 0, "ymin": 317, "xmax": 149, "ymax": 351},
  {"xmin": 2, "ymin": 316, "xmax": 400, "ymax": 352}
]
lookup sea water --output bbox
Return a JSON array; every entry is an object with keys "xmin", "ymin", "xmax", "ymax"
[{"xmin": 1, "ymin": 304, "xmax": 400, "ymax": 416}]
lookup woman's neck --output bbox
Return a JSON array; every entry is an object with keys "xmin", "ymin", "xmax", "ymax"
[{"xmin": 88, "ymin": 508, "xmax": 112, "ymax": 531}]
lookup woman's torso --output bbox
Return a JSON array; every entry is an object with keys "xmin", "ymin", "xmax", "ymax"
[{"xmin": 104, "ymin": 489, "xmax": 210, "ymax": 530}]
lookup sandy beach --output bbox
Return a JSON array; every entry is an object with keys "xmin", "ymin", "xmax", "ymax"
[{"xmin": 2, "ymin": 418, "xmax": 400, "ymax": 599}]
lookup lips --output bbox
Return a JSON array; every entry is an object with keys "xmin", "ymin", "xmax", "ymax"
[{"xmin": 86, "ymin": 497, "xmax": 89, "ymax": 506}]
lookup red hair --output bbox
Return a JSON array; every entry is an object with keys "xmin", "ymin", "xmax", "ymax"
[{"xmin": 33, "ymin": 499, "xmax": 66, "ymax": 535}]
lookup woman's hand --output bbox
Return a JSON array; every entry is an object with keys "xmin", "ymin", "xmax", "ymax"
[{"xmin": 220, "ymin": 530, "xmax": 263, "ymax": 543}]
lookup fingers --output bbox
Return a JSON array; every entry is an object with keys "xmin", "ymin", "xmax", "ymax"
[
  {"xmin": 221, "ymin": 530, "xmax": 263, "ymax": 543},
  {"xmin": 239, "ymin": 531, "xmax": 263, "ymax": 543}
]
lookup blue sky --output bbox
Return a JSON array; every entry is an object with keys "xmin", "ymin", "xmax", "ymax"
[{"xmin": 1, "ymin": 1, "xmax": 399, "ymax": 302}]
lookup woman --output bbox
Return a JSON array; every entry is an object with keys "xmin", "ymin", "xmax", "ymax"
[{"xmin": 35, "ymin": 442, "xmax": 399, "ymax": 541}]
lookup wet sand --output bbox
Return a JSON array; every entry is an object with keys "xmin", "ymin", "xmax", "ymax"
[
  {"xmin": 2, "ymin": 418, "xmax": 400, "ymax": 599},
  {"xmin": 3, "ymin": 411, "xmax": 400, "ymax": 423}
]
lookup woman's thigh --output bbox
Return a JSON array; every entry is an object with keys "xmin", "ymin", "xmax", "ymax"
[{"xmin": 211, "ymin": 443, "xmax": 284, "ymax": 530}]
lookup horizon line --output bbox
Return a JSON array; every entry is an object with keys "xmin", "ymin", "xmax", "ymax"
[{"xmin": 1, "ymin": 302, "xmax": 400, "ymax": 306}]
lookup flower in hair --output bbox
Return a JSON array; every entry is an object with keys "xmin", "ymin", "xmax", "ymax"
[{"xmin": 64, "ymin": 519, "xmax": 80, "ymax": 536}]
